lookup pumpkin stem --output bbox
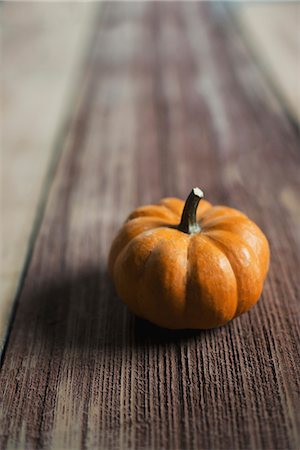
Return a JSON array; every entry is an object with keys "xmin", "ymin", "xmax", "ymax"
[{"xmin": 178, "ymin": 188, "xmax": 203, "ymax": 234}]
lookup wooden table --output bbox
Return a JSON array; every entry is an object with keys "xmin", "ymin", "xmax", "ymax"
[{"xmin": 1, "ymin": 3, "xmax": 299, "ymax": 449}]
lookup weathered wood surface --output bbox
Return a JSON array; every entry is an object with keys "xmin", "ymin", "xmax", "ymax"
[
  {"xmin": 1, "ymin": 3, "xmax": 97, "ymax": 353},
  {"xmin": 1, "ymin": 2, "xmax": 299, "ymax": 449}
]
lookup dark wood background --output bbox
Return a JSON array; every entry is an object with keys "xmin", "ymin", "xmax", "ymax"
[{"xmin": 1, "ymin": 3, "xmax": 299, "ymax": 449}]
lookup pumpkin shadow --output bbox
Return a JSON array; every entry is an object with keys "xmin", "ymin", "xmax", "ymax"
[
  {"xmin": 22, "ymin": 265, "xmax": 206, "ymax": 352},
  {"xmin": 21, "ymin": 266, "xmax": 127, "ymax": 351},
  {"xmin": 133, "ymin": 318, "xmax": 204, "ymax": 346}
]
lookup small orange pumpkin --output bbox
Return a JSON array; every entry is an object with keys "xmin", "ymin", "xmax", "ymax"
[{"xmin": 108, "ymin": 188, "xmax": 270, "ymax": 329}]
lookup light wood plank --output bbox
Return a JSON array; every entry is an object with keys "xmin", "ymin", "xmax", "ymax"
[
  {"xmin": 234, "ymin": 2, "xmax": 300, "ymax": 123},
  {"xmin": 1, "ymin": 3, "xmax": 98, "ymax": 353}
]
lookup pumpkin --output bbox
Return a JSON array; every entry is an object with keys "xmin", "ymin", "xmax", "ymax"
[{"xmin": 108, "ymin": 188, "xmax": 270, "ymax": 329}]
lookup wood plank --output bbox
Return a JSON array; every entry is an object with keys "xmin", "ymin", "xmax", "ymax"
[
  {"xmin": 233, "ymin": 2, "xmax": 300, "ymax": 123},
  {"xmin": 0, "ymin": 3, "xmax": 98, "ymax": 353},
  {"xmin": 1, "ymin": 2, "xmax": 299, "ymax": 449}
]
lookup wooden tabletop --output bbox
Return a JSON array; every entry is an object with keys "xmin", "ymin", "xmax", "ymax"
[{"xmin": 1, "ymin": 3, "xmax": 300, "ymax": 450}]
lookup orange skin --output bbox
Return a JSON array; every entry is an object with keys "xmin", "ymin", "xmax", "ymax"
[{"xmin": 108, "ymin": 190, "xmax": 270, "ymax": 329}]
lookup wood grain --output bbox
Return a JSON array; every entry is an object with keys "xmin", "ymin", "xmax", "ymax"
[
  {"xmin": 1, "ymin": 3, "xmax": 299, "ymax": 449},
  {"xmin": 1, "ymin": 3, "xmax": 97, "ymax": 353}
]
